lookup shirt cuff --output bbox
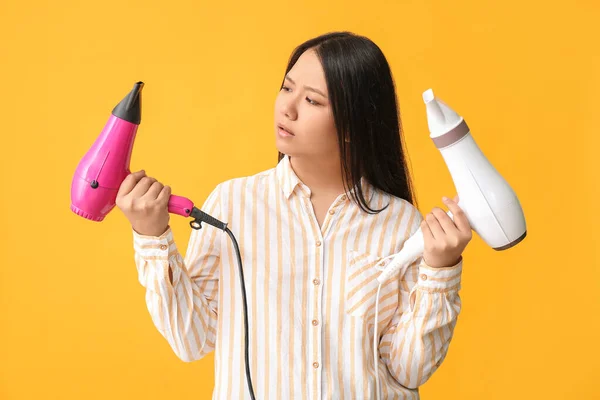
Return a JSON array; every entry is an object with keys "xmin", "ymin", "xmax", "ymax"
[
  {"xmin": 416, "ymin": 256, "xmax": 463, "ymax": 293},
  {"xmin": 132, "ymin": 225, "xmax": 177, "ymax": 259}
]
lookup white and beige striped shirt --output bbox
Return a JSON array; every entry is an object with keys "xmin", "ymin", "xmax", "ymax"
[{"xmin": 133, "ymin": 154, "xmax": 463, "ymax": 400}]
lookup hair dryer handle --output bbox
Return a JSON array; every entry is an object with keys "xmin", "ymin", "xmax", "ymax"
[
  {"xmin": 377, "ymin": 210, "xmax": 456, "ymax": 284},
  {"xmin": 168, "ymin": 194, "xmax": 194, "ymax": 217}
]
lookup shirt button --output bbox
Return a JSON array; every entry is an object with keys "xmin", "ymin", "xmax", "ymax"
[
  {"xmin": 420, "ymin": 274, "xmax": 428, "ymax": 281},
  {"xmin": 328, "ymin": 210, "xmax": 335, "ymax": 215},
  {"xmin": 313, "ymin": 362, "xmax": 319, "ymax": 368},
  {"xmin": 160, "ymin": 244, "xmax": 168, "ymax": 250},
  {"xmin": 316, "ymin": 241, "xmax": 321, "ymax": 247},
  {"xmin": 313, "ymin": 278, "xmax": 320, "ymax": 285},
  {"xmin": 312, "ymin": 319, "xmax": 319, "ymax": 326}
]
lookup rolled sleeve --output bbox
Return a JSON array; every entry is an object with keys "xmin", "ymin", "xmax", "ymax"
[
  {"xmin": 133, "ymin": 226, "xmax": 178, "ymax": 260},
  {"xmin": 416, "ymin": 256, "xmax": 463, "ymax": 293}
]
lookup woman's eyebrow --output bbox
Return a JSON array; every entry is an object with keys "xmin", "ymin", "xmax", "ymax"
[{"xmin": 285, "ymin": 75, "xmax": 328, "ymax": 99}]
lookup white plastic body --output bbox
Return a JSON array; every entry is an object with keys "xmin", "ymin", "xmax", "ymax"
[{"xmin": 377, "ymin": 90, "xmax": 526, "ymax": 284}]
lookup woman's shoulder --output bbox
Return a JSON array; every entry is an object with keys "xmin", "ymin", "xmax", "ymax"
[
  {"xmin": 372, "ymin": 188, "xmax": 424, "ymax": 229},
  {"xmin": 214, "ymin": 164, "xmax": 277, "ymax": 195},
  {"xmin": 371, "ymin": 186, "xmax": 419, "ymax": 213}
]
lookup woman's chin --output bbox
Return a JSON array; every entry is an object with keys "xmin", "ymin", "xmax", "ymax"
[
  {"xmin": 275, "ymin": 136, "xmax": 295, "ymax": 151},
  {"xmin": 276, "ymin": 144, "xmax": 291, "ymax": 155}
]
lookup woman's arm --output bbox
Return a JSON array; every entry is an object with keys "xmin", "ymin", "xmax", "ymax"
[
  {"xmin": 132, "ymin": 183, "xmax": 223, "ymax": 362},
  {"xmin": 378, "ymin": 256, "xmax": 463, "ymax": 389}
]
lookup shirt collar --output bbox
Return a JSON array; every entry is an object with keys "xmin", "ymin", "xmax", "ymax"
[
  {"xmin": 276, "ymin": 154, "xmax": 304, "ymax": 199},
  {"xmin": 276, "ymin": 154, "xmax": 372, "ymax": 200}
]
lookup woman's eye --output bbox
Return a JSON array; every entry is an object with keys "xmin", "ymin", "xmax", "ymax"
[{"xmin": 280, "ymin": 86, "xmax": 319, "ymax": 106}]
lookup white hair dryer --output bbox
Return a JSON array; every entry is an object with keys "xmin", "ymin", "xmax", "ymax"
[{"xmin": 377, "ymin": 89, "xmax": 527, "ymax": 283}]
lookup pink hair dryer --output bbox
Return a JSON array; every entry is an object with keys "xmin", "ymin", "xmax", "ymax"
[{"xmin": 70, "ymin": 81, "xmax": 221, "ymax": 231}]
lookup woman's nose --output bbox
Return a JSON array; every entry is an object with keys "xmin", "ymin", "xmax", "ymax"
[
  {"xmin": 284, "ymin": 109, "xmax": 297, "ymax": 120},
  {"xmin": 281, "ymin": 98, "xmax": 297, "ymax": 120}
]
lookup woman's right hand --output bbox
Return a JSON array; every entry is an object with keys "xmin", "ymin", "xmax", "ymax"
[{"xmin": 116, "ymin": 169, "xmax": 172, "ymax": 237}]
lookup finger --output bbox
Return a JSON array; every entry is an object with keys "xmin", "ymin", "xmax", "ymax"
[
  {"xmin": 432, "ymin": 207, "xmax": 459, "ymax": 235},
  {"xmin": 156, "ymin": 185, "xmax": 171, "ymax": 206},
  {"xmin": 442, "ymin": 196, "xmax": 471, "ymax": 233},
  {"xmin": 142, "ymin": 180, "xmax": 164, "ymax": 201},
  {"xmin": 117, "ymin": 170, "xmax": 146, "ymax": 197},
  {"xmin": 425, "ymin": 212, "xmax": 445, "ymax": 240},
  {"xmin": 129, "ymin": 176, "xmax": 157, "ymax": 198},
  {"xmin": 420, "ymin": 218, "xmax": 434, "ymax": 243}
]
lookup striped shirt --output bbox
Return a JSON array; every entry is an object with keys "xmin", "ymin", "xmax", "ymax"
[{"xmin": 132, "ymin": 154, "xmax": 463, "ymax": 399}]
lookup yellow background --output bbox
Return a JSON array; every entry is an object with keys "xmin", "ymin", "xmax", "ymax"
[{"xmin": 1, "ymin": 0, "xmax": 599, "ymax": 399}]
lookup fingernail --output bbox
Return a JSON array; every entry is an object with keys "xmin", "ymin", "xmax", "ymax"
[{"xmin": 442, "ymin": 196, "xmax": 449, "ymax": 202}]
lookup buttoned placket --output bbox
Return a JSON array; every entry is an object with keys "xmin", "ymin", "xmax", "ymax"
[{"xmin": 299, "ymin": 188, "xmax": 348, "ymax": 400}]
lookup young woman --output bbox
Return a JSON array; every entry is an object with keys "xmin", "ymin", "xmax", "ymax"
[{"xmin": 118, "ymin": 31, "xmax": 472, "ymax": 400}]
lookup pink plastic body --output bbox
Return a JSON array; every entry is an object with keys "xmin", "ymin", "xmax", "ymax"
[{"xmin": 70, "ymin": 114, "xmax": 194, "ymax": 221}]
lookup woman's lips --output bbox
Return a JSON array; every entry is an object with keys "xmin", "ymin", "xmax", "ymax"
[{"xmin": 277, "ymin": 126, "xmax": 295, "ymax": 137}]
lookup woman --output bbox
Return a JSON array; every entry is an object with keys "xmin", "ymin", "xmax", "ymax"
[{"xmin": 117, "ymin": 31, "xmax": 472, "ymax": 400}]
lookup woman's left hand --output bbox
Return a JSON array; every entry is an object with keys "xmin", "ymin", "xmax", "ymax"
[{"xmin": 421, "ymin": 195, "xmax": 473, "ymax": 268}]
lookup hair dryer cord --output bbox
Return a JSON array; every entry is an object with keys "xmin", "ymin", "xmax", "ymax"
[
  {"xmin": 226, "ymin": 226, "xmax": 256, "ymax": 400},
  {"xmin": 188, "ymin": 206, "xmax": 256, "ymax": 400}
]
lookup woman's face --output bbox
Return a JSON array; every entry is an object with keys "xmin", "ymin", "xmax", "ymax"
[{"xmin": 274, "ymin": 49, "xmax": 339, "ymax": 160}]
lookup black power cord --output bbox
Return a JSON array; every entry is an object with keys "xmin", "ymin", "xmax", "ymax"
[{"xmin": 189, "ymin": 206, "xmax": 256, "ymax": 400}]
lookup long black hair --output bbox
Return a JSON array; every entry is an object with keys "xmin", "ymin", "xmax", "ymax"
[{"xmin": 277, "ymin": 31, "xmax": 419, "ymax": 214}]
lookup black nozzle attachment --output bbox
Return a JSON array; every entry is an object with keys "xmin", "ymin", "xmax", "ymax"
[{"xmin": 112, "ymin": 81, "xmax": 144, "ymax": 124}]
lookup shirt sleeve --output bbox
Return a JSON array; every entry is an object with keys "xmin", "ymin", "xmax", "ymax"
[
  {"xmin": 132, "ymin": 183, "xmax": 223, "ymax": 362},
  {"xmin": 378, "ymin": 210, "xmax": 463, "ymax": 389}
]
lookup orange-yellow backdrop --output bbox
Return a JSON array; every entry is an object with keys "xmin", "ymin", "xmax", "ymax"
[{"xmin": 1, "ymin": 0, "xmax": 599, "ymax": 399}]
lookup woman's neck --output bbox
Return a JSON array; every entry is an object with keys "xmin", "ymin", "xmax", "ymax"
[{"xmin": 289, "ymin": 155, "xmax": 346, "ymax": 198}]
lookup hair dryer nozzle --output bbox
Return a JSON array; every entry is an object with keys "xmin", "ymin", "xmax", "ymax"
[
  {"xmin": 112, "ymin": 81, "xmax": 144, "ymax": 124},
  {"xmin": 422, "ymin": 88, "xmax": 435, "ymax": 104}
]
